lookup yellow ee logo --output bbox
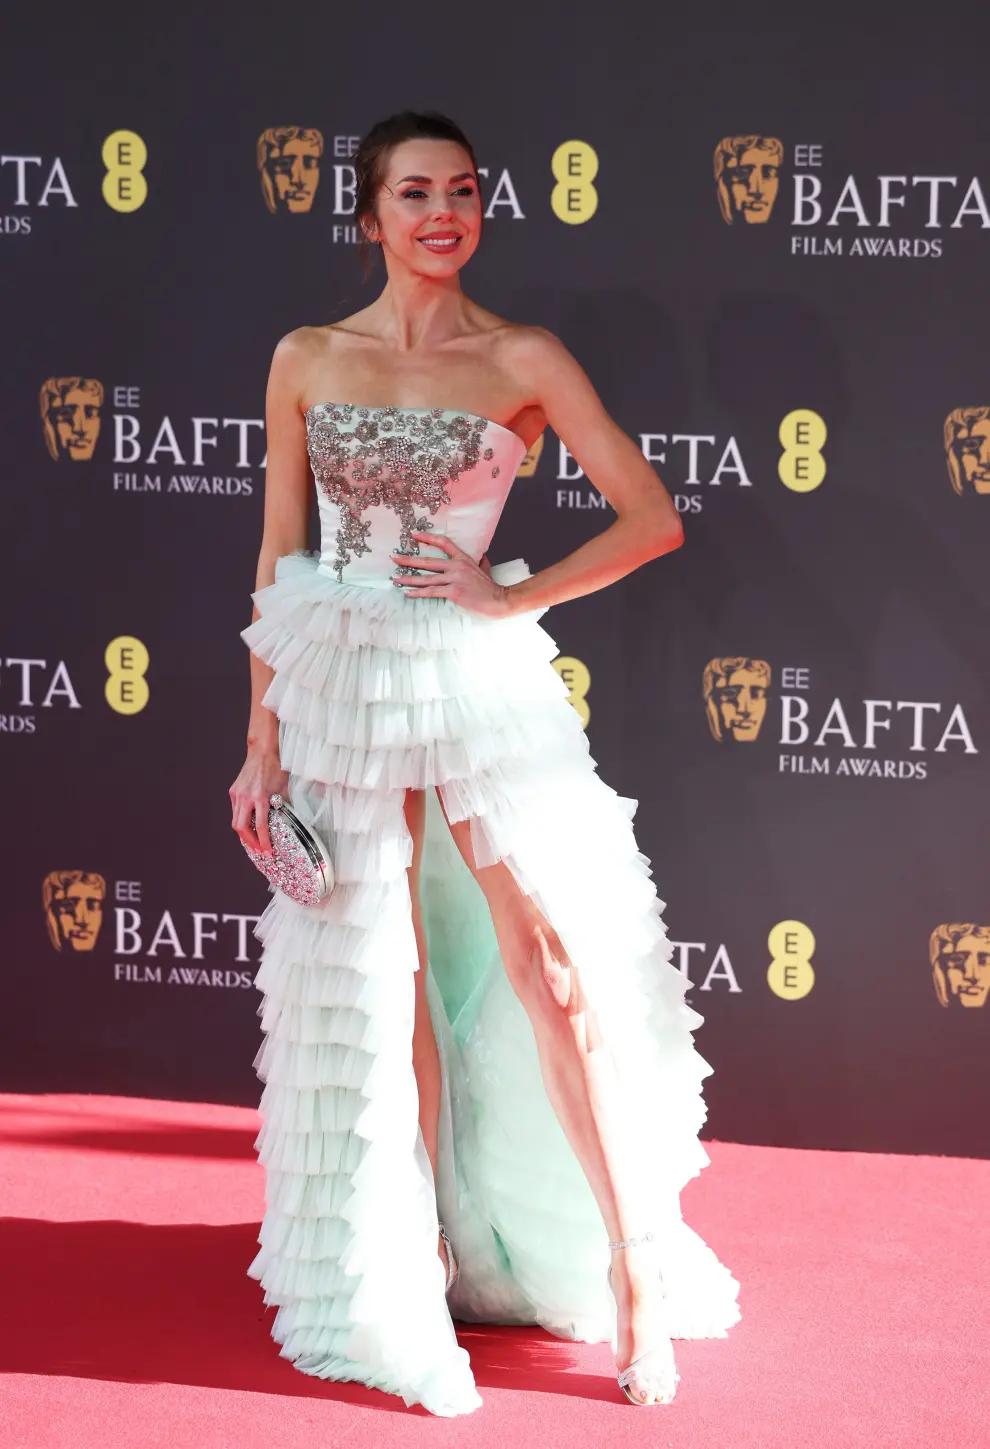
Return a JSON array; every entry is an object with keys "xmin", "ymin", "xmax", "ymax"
[
  {"xmin": 551, "ymin": 141, "xmax": 598, "ymax": 225},
  {"xmin": 553, "ymin": 656, "xmax": 590, "ymax": 728},
  {"xmin": 105, "ymin": 636, "xmax": 149, "ymax": 714},
  {"xmin": 767, "ymin": 920, "xmax": 815, "ymax": 1000},
  {"xmin": 778, "ymin": 409, "xmax": 826, "ymax": 492},
  {"xmin": 102, "ymin": 131, "xmax": 148, "ymax": 213}
]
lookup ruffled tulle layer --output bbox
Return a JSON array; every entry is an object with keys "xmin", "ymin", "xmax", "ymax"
[{"xmin": 241, "ymin": 551, "xmax": 739, "ymax": 1416}]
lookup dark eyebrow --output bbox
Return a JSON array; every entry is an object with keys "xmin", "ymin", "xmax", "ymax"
[{"xmin": 395, "ymin": 172, "xmax": 477, "ymax": 185}]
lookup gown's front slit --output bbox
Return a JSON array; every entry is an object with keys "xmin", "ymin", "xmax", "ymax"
[{"xmin": 241, "ymin": 403, "xmax": 740, "ymax": 1416}]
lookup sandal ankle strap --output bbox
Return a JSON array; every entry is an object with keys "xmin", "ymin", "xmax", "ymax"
[
  {"xmin": 608, "ymin": 1230, "xmax": 655, "ymax": 1250},
  {"xmin": 438, "ymin": 1221, "xmax": 457, "ymax": 1291}
]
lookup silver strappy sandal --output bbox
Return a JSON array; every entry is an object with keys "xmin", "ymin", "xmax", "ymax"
[
  {"xmin": 606, "ymin": 1231, "xmax": 679, "ymax": 1405},
  {"xmin": 438, "ymin": 1221, "xmax": 458, "ymax": 1295}
]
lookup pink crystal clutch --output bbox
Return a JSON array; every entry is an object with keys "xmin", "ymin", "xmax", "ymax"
[{"xmin": 241, "ymin": 793, "xmax": 334, "ymax": 905}]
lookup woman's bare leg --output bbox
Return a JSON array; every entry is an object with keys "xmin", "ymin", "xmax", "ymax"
[
  {"xmin": 403, "ymin": 787, "xmax": 452, "ymax": 1280},
  {"xmin": 436, "ymin": 792, "xmax": 670, "ymax": 1404}
]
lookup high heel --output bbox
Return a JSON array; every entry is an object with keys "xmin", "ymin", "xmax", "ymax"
[
  {"xmin": 438, "ymin": 1221, "xmax": 458, "ymax": 1295},
  {"xmin": 606, "ymin": 1231, "xmax": 679, "ymax": 1406}
]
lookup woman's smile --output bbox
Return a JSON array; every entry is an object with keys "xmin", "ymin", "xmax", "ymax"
[{"xmin": 417, "ymin": 232, "xmax": 462, "ymax": 253}]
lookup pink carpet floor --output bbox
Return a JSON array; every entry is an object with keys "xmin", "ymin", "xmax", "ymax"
[{"xmin": 0, "ymin": 1092, "xmax": 986, "ymax": 1449}]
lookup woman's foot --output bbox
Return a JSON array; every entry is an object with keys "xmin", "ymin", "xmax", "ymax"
[{"xmin": 608, "ymin": 1236, "xmax": 678, "ymax": 1405}]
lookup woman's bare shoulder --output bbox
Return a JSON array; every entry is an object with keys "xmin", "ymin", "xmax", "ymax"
[
  {"xmin": 272, "ymin": 321, "xmax": 344, "ymax": 358},
  {"xmin": 269, "ymin": 319, "xmax": 374, "ymax": 392},
  {"xmin": 268, "ymin": 324, "xmax": 325, "ymax": 371},
  {"xmin": 464, "ymin": 300, "xmax": 554, "ymax": 345},
  {"xmin": 483, "ymin": 318, "xmax": 573, "ymax": 384}
]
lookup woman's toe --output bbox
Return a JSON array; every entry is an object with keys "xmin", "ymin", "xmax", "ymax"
[{"xmin": 626, "ymin": 1371, "xmax": 652, "ymax": 1404}]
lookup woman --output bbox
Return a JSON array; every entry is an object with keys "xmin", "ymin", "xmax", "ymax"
[{"xmin": 230, "ymin": 110, "xmax": 739, "ymax": 1418}]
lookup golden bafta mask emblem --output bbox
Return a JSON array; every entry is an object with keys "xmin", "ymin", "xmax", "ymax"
[
  {"xmin": 930, "ymin": 924, "xmax": 990, "ymax": 1009},
  {"xmin": 943, "ymin": 407, "xmax": 990, "ymax": 495},
  {"xmin": 714, "ymin": 136, "xmax": 784, "ymax": 225},
  {"xmin": 703, "ymin": 657, "xmax": 771, "ymax": 743},
  {"xmin": 39, "ymin": 377, "xmax": 104, "ymax": 461},
  {"xmin": 257, "ymin": 127, "xmax": 324, "ymax": 214},
  {"xmin": 42, "ymin": 870, "xmax": 107, "ymax": 952},
  {"xmin": 516, "ymin": 434, "xmax": 545, "ymax": 478}
]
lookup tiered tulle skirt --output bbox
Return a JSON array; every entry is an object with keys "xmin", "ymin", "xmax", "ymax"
[{"xmin": 241, "ymin": 552, "xmax": 740, "ymax": 1416}]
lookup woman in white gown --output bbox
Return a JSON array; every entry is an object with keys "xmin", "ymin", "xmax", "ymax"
[{"xmin": 229, "ymin": 110, "xmax": 739, "ymax": 1417}]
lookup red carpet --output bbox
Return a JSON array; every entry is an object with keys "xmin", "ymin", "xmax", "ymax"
[{"xmin": 0, "ymin": 1093, "xmax": 985, "ymax": 1449}]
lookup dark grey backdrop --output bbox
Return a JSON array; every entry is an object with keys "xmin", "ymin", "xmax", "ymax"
[{"xmin": 3, "ymin": 6, "xmax": 988, "ymax": 1157}]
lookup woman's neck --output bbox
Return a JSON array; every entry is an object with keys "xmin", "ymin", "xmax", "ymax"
[{"xmin": 370, "ymin": 265, "xmax": 472, "ymax": 351}]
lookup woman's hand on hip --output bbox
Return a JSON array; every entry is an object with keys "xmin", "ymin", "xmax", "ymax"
[
  {"xmin": 229, "ymin": 747, "xmax": 289, "ymax": 853},
  {"xmin": 391, "ymin": 533, "xmax": 513, "ymax": 617}
]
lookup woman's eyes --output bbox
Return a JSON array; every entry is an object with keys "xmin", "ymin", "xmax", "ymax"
[{"xmin": 400, "ymin": 187, "xmax": 476, "ymax": 201}]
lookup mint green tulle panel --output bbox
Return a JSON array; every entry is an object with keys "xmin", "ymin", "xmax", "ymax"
[{"xmin": 422, "ymin": 788, "xmax": 604, "ymax": 1333}]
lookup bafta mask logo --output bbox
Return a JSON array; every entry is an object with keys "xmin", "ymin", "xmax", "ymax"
[
  {"xmin": 714, "ymin": 136, "xmax": 784, "ymax": 225},
  {"xmin": 704, "ymin": 657, "xmax": 771, "ymax": 743},
  {"xmin": 930, "ymin": 923, "xmax": 990, "ymax": 1009},
  {"xmin": 39, "ymin": 377, "xmax": 104, "ymax": 461},
  {"xmin": 257, "ymin": 127, "xmax": 324, "ymax": 214},
  {"xmin": 42, "ymin": 869, "xmax": 106, "ymax": 952},
  {"xmin": 516, "ymin": 434, "xmax": 545, "ymax": 478},
  {"xmin": 943, "ymin": 407, "xmax": 990, "ymax": 495}
]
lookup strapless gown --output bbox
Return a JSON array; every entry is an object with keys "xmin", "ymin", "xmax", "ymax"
[{"xmin": 240, "ymin": 402, "xmax": 740, "ymax": 1416}]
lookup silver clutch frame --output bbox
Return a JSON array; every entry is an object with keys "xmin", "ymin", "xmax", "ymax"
[
  {"xmin": 242, "ymin": 792, "xmax": 335, "ymax": 903},
  {"xmin": 274, "ymin": 795, "xmax": 334, "ymax": 894}
]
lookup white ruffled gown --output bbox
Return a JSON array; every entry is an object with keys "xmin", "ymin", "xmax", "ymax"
[{"xmin": 241, "ymin": 402, "xmax": 740, "ymax": 1416}]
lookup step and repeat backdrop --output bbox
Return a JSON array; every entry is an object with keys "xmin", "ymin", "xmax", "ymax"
[{"xmin": 3, "ymin": 10, "xmax": 988, "ymax": 1158}]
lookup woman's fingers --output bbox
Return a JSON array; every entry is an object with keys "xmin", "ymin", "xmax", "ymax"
[
  {"xmin": 254, "ymin": 796, "xmax": 273, "ymax": 854},
  {"xmin": 398, "ymin": 571, "xmax": 452, "ymax": 589},
  {"xmin": 232, "ymin": 792, "xmax": 271, "ymax": 853},
  {"xmin": 231, "ymin": 794, "xmax": 252, "ymax": 847},
  {"xmin": 230, "ymin": 750, "xmax": 288, "ymax": 860},
  {"xmin": 409, "ymin": 530, "xmax": 471, "ymax": 561},
  {"xmin": 390, "ymin": 553, "xmax": 448, "ymax": 572},
  {"xmin": 388, "ymin": 536, "xmax": 502, "ymax": 612}
]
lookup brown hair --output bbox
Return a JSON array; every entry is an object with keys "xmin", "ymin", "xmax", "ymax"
[{"xmin": 354, "ymin": 111, "xmax": 478, "ymax": 273}]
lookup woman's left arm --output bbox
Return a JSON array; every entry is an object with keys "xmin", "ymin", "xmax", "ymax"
[{"xmin": 392, "ymin": 327, "xmax": 683, "ymax": 617}]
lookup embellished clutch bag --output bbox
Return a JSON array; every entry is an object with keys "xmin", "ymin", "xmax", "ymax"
[{"xmin": 241, "ymin": 793, "xmax": 335, "ymax": 905}]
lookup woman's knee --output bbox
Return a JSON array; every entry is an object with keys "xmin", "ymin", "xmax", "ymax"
[
  {"xmin": 435, "ymin": 794, "xmax": 580, "ymax": 1025},
  {"xmin": 506, "ymin": 915, "xmax": 576, "ymax": 1019}
]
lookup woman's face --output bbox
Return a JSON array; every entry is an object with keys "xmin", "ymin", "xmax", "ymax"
[{"xmin": 367, "ymin": 138, "xmax": 482, "ymax": 277}]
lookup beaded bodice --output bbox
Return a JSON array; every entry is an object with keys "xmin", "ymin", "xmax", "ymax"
[{"xmin": 305, "ymin": 402, "xmax": 528, "ymax": 589}]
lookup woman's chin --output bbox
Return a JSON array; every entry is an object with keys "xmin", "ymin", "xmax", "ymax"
[{"xmin": 402, "ymin": 242, "xmax": 474, "ymax": 277}]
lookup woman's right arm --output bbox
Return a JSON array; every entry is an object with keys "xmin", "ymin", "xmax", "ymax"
[{"xmin": 229, "ymin": 332, "xmax": 314, "ymax": 853}]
